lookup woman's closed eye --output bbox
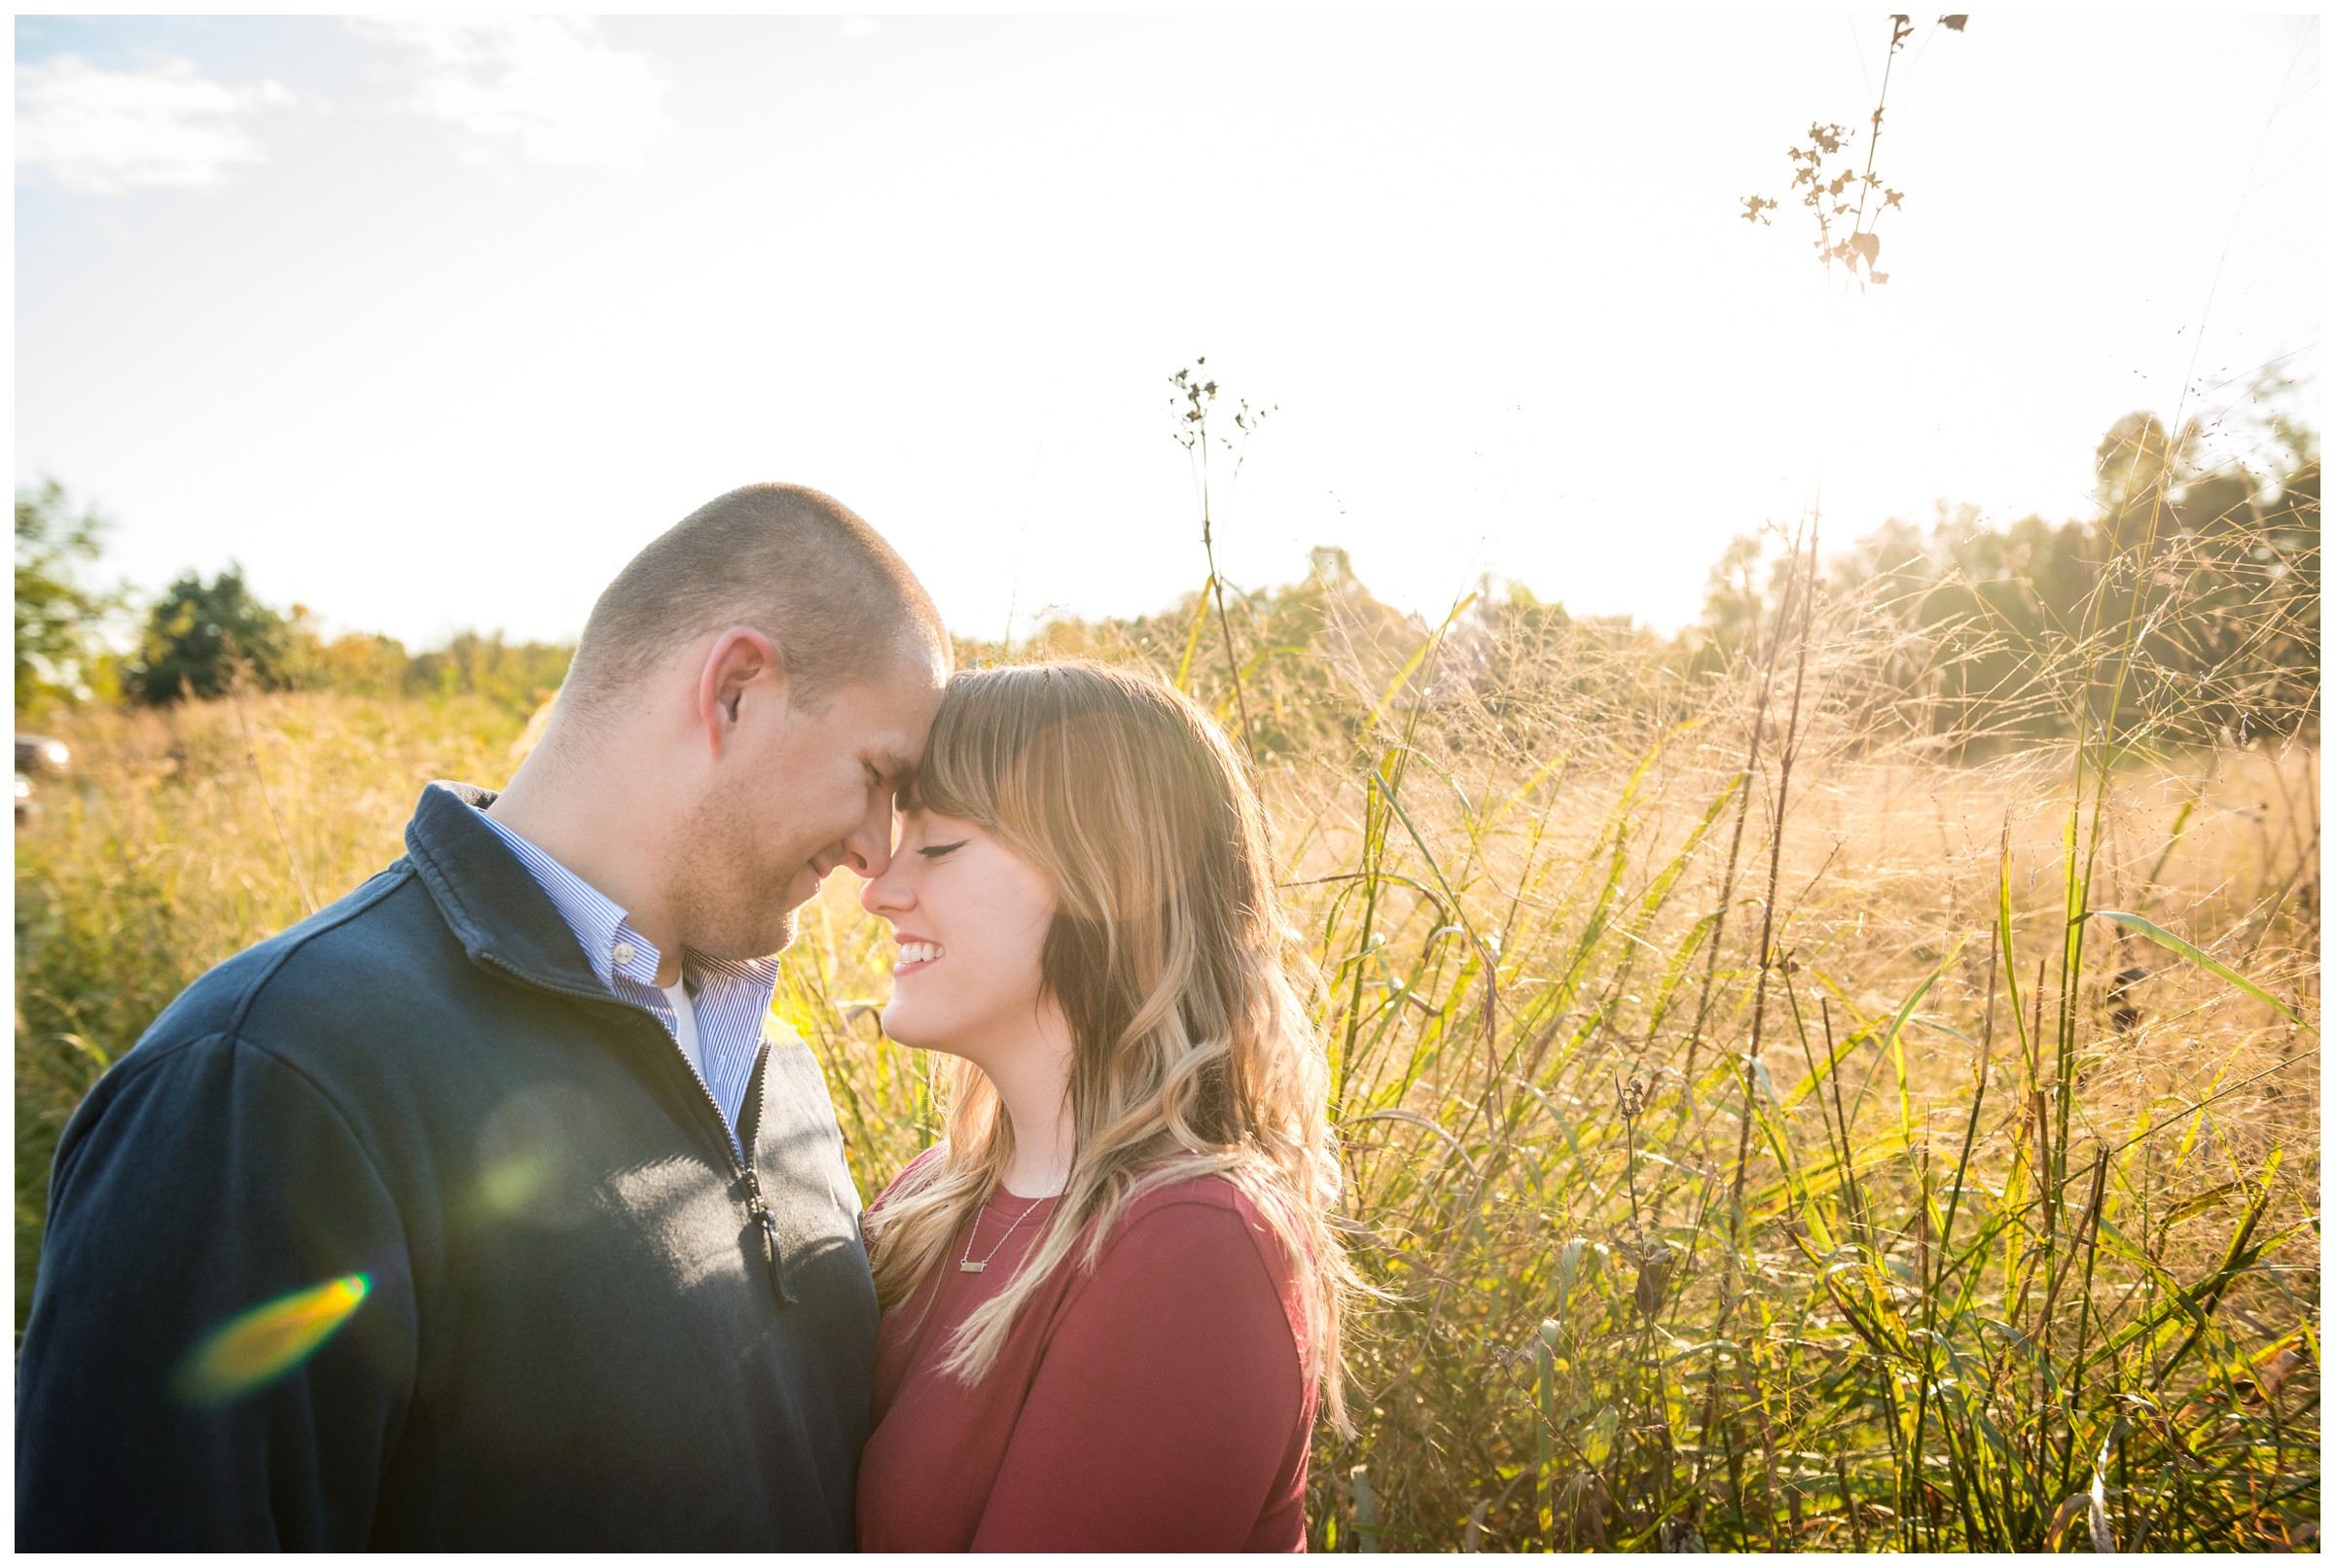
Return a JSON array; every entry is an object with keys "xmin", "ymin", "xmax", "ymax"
[{"xmin": 917, "ymin": 839, "xmax": 969, "ymax": 860}]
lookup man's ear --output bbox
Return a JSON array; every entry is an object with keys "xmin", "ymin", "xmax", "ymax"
[{"xmin": 697, "ymin": 627, "xmax": 784, "ymax": 758}]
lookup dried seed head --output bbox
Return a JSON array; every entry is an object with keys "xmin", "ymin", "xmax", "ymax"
[
  {"xmin": 2235, "ymin": 1345, "xmax": 2305, "ymax": 1408},
  {"xmin": 2107, "ymin": 965, "xmax": 2150, "ymax": 1033},
  {"xmin": 1631, "ymin": 1239, "xmax": 1675, "ymax": 1319}
]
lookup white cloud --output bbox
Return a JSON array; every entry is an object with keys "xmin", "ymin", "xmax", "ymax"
[
  {"xmin": 352, "ymin": 18, "xmax": 670, "ymax": 170},
  {"xmin": 16, "ymin": 54, "xmax": 296, "ymax": 195}
]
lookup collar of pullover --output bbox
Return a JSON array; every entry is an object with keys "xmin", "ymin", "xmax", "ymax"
[{"xmin": 404, "ymin": 780, "xmax": 621, "ymax": 1000}]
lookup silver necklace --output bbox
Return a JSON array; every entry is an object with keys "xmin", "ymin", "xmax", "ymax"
[{"xmin": 957, "ymin": 1192, "xmax": 1041, "ymax": 1274}]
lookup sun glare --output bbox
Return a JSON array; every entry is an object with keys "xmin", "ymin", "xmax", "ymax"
[{"xmin": 172, "ymin": 1273, "xmax": 373, "ymax": 1406}]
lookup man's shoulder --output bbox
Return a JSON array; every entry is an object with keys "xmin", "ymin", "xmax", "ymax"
[{"xmin": 134, "ymin": 859, "xmax": 452, "ymax": 1073}]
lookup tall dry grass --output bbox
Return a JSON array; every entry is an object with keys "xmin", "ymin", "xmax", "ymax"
[
  {"xmin": 15, "ymin": 545, "xmax": 2320, "ymax": 1549},
  {"xmin": 13, "ymin": 692, "xmax": 528, "ymax": 1314}
]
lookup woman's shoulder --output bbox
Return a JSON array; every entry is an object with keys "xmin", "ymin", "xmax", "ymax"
[
  {"xmin": 1116, "ymin": 1168, "xmax": 1268, "ymax": 1229},
  {"xmin": 1096, "ymin": 1171, "xmax": 1304, "ymax": 1310}
]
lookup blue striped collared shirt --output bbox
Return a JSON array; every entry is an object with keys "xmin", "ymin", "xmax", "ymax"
[{"xmin": 464, "ymin": 792, "xmax": 778, "ymax": 1152}]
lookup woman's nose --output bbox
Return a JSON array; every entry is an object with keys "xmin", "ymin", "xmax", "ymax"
[{"xmin": 860, "ymin": 861, "xmax": 911, "ymax": 917}]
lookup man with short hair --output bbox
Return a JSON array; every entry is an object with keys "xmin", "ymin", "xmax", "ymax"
[{"xmin": 16, "ymin": 484, "xmax": 950, "ymax": 1550}]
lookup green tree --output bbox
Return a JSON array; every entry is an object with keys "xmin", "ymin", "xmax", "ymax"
[
  {"xmin": 126, "ymin": 565, "xmax": 294, "ymax": 705},
  {"xmin": 14, "ymin": 479, "xmax": 125, "ymax": 718},
  {"xmin": 1684, "ymin": 407, "xmax": 2320, "ymax": 752},
  {"xmin": 1683, "ymin": 530, "xmax": 1797, "ymax": 678},
  {"xmin": 282, "ymin": 614, "xmax": 413, "ymax": 699},
  {"xmin": 403, "ymin": 630, "xmax": 574, "ymax": 719}
]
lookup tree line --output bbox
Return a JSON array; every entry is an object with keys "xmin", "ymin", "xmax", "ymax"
[
  {"xmin": 978, "ymin": 404, "xmax": 2319, "ymax": 762},
  {"xmin": 16, "ymin": 402, "xmax": 2318, "ymax": 753},
  {"xmin": 1685, "ymin": 405, "xmax": 2319, "ymax": 752},
  {"xmin": 14, "ymin": 480, "xmax": 571, "ymax": 722}
]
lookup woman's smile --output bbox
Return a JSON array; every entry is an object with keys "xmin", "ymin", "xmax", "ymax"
[
  {"xmin": 892, "ymin": 935, "xmax": 945, "ymax": 974},
  {"xmin": 861, "ymin": 810, "xmax": 1056, "ymax": 1057}
]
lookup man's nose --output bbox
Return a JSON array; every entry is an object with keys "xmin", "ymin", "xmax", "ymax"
[{"xmin": 844, "ymin": 797, "xmax": 895, "ymax": 880}]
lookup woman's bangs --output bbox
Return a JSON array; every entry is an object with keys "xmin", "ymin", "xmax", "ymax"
[{"xmin": 907, "ymin": 671, "xmax": 1027, "ymax": 825}]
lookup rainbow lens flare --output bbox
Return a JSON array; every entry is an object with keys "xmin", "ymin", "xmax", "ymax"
[{"xmin": 173, "ymin": 1273, "xmax": 372, "ymax": 1405}]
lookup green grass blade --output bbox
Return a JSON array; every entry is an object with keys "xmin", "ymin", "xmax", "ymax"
[{"xmin": 2091, "ymin": 909, "xmax": 2318, "ymax": 1036}]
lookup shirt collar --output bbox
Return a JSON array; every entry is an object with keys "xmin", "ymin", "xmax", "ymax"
[
  {"xmin": 462, "ymin": 790, "xmax": 779, "ymax": 996},
  {"xmin": 465, "ymin": 793, "xmax": 667, "ymax": 994},
  {"xmin": 404, "ymin": 782, "xmax": 603, "ymax": 995}
]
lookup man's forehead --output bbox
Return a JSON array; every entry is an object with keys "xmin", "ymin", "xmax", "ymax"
[
  {"xmin": 868, "ymin": 736, "xmax": 920, "ymax": 777},
  {"xmin": 839, "ymin": 647, "xmax": 941, "ymax": 709},
  {"xmin": 867, "ymin": 639, "xmax": 947, "ymax": 709},
  {"xmin": 862, "ymin": 697, "xmax": 939, "ymax": 776},
  {"xmin": 829, "ymin": 646, "xmax": 943, "ymax": 768},
  {"xmin": 886, "ymin": 624, "xmax": 951, "ymax": 687}
]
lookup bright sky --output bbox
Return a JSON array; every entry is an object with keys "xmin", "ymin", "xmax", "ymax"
[{"xmin": 15, "ymin": 15, "xmax": 2320, "ymax": 648}]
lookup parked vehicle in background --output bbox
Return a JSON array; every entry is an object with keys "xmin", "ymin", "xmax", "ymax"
[{"xmin": 16, "ymin": 733, "xmax": 70, "ymax": 825}]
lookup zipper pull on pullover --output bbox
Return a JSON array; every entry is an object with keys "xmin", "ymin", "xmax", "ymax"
[
  {"xmin": 740, "ymin": 1167, "xmax": 794, "ymax": 1307},
  {"xmin": 733, "ymin": 1046, "xmax": 792, "ymax": 1308}
]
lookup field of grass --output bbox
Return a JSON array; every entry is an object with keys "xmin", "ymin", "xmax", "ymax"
[{"xmin": 15, "ymin": 577, "xmax": 2319, "ymax": 1549}]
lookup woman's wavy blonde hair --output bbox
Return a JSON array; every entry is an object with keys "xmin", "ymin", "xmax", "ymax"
[{"xmin": 861, "ymin": 659, "xmax": 1353, "ymax": 1430}]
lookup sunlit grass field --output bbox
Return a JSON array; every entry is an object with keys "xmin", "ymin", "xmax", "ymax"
[{"xmin": 15, "ymin": 587, "xmax": 2319, "ymax": 1550}]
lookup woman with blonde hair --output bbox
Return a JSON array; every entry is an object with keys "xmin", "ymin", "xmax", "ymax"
[{"xmin": 852, "ymin": 659, "xmax": 1351, "ymax": 1551}]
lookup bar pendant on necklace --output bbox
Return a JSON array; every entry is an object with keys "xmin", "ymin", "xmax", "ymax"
[{"xmin": 958, "ymin": 1194, "xmax": 1033, "ymax": 1275}]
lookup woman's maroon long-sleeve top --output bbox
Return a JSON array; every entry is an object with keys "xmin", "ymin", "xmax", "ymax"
[{"xmin": 855, "ymin": 1162, "xmax": 1316, "ymax": 1551}]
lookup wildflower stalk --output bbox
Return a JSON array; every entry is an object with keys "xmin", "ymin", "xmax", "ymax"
[{"xmin": 1169, "ymin": 361, "xmax": 1264, "ymax": 762}]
